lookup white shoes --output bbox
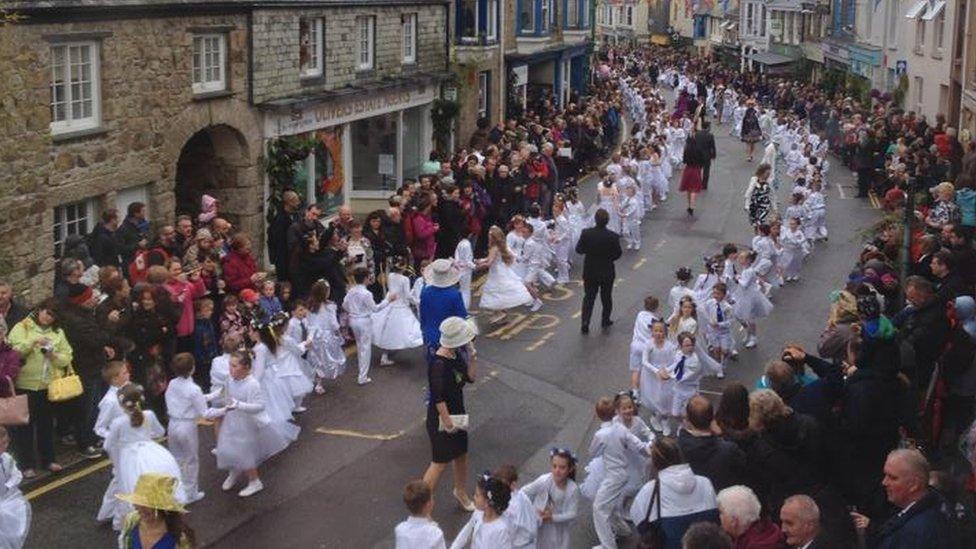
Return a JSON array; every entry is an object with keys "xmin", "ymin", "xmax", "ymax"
[
  {"xmin": 314, "ymin": 382, "xmax": 326, "ymax": 395},
  {"xmin": 379, "ymin": 354, "xmax": 395, "ymax": 366},
  {"xmin": 187, "ymin": 491, "xmax": 205, "ymax": 504},
  {"xmin": 744, "ymin": 336, "xmax": 757, "ymax": 349},
  {"xmin": 293, "ymin": 406, "xmax": 307, "ymax": 413},
  {"xmin": 238, "ymin": 479, "xmax": 263, "ymax": 497},
  {"xmin": 222, "ymin": 472, "xmax": 240, "ymax": 491},
  {"xmin": 530, "ymin": 298, "xmax": 543, "ymax": 312},
  {"xmin": 716, "ymin": 370, "xmax": 725, "ymax": 379},
  {"xmin": 358, "ymin": 377, "xmax": 373, "ymax": 386}
]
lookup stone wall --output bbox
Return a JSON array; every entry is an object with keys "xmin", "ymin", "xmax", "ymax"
[
  {"xmin": 251, "ymin": 3, "xmax": 449, "ymax": 104},
  {"xmin": 0, "ymin": 12, "xmax": 263, "ymax": 304}
]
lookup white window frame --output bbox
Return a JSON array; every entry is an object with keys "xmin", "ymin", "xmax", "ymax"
[
  {"xmin": 49, "ymin": 41, "xmax": 101, "ymax": 135},
  {"xmin": 402, "ymin": 13, "xmax": 417, "ymax": 64},
  {"xmin": 915, "ymin": 76, "xmax": 924, "ymax": 111},
  {"xmin": 933, "ymin": 8, "xmax": 945, "ymax": 53},
  {"xmin": 625, "ymin": 5, "xmax": 634, "ymax": 27},
  {"xmin": 192, "ymin": 34, "xmax": 227, "ymax": 94},
  {"xmin": 477, "ymin": 71, "xmax": 489, "ymax": 119},
  {"xmin": 520, "ymin": 0, "xmax": 536, "ymax": 32},
  {"xmin": 914, "ymin": 19, "xmax": 925, "ymax": 54},
  {"xmin": 357, "ymin": 16, "xmax": 375, "ymax": 71},
  {"xmin": 541, "ymin": 0, "xmax": 552, "ymax": 32},
  {"xmin": 487, "ymin": 0, "xmax": 498, "ymax": 40},
  {"xmin": 299, "ymin": 18, "xmax": 324, "ymax": 78},
  {"xmin": 53, "ymin": 199, "xmax": 94, "ymax": 258}
]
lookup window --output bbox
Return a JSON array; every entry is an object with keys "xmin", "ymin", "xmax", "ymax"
[
  {"xmin": 357, "ymin": 16, "xmax": 375, "ymax": 70},
  {"xmin": 915, "ymin": 19, "xmax": 925, "ymax": 53},
  {"xmin": 402, "ymin": 14, "xmax": 417, "ymax": 64},
  {"xmin": 53, "ymin": 199, "xmax": 93, "ymax": 258},
  {"xmin": 50, "ymin": 42, "xmax": 100, "ymax": 134},
  {"xmin": 487, "ymin": 0, "xmax": 498, "ymax": 40},
  {"xmin": 459, "ymin": 0, "xmax": 478, "ymax": 40},
  {"xmin": 886, "ymin": 3, "xmax": 898, "ymax": 47},
  {"xmin": 520, "ymin": 0, "xmax": 535, "ymax": 32},
  {"xmin": 566, "ymin": 0, "xmax": 579, "ymax": 27},
  {"xmin": 477, "ymin": 71, "xmax": 489, "ymax": 119},
  {"xmin": 300, "ymin": 18, "xmax": 323, "ymax": 77},
  {"xmin": 625, "ymin": 5, "xmax": 634, "ymax": 27},
  {"xmin": 760, "ymin": 5, "xmax": 766, "ymax": 36},
  {"xmin": 745, "ymin": 3, "xmax": 754, "ymax": 35},
  {"xmin": 914, "ymin": 76, "xmax": 924, "ymax": 110},
  {"xmin": 541, "ymin": 0, "xmax": 552, "ymax": 32},
  {"xmin": 192, "ymin": 34, "xmax": 226, "ymax": 94},
  {"xmin": 581, "ymin": 0, "xmax": 590, "ymax": 27},
  {"xmin": 933, "ymin": 8, "xmax": 945, "ymax": 51}
]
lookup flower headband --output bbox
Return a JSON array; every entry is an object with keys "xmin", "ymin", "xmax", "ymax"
[{"xmin": 549, "ymin": 447, "xmax": 577, "ymax": 463}]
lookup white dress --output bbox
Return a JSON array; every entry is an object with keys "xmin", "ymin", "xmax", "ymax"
[
  {"xmin": 503, "ymin": 488, "xmax": 540, "ymax": 548},
  {"xmin": 667, "ymin": 285, "xmax": 695, "ymax": 319},
  {"xmin": 0, "ymin": 452, "xmax": 30, "ymax": 549},
  {"xmin": 521, "ymin": 473, "xmax": 579, "ymax": 549},
  {"xmin": 271, "ymin": 335, "xmax": 314, "ymax": 400},
  {"xmin": 732, "ymin": 266, "xmax": 774, "ymax": 322},
  {"xmin": 614, "ymin": 415, "xmax": 653, "ymax": 495},
  {"xmin": 216, "ymin": 374, "xmax": 298, "ymax": 471},
  {"xmin": 638, "ymin": 339, "xmax": 680, "ymax": 416},
  {"xmin": 252, "ymin": 343, "xmax": 298, "ymax": 425},
  {"xmin": 306, "ymin": 303, "xmax": 347, "ymax": 380},
  {"xmin": 692, "ymin": 273, "xmax": 719, "ymax": 305},
  {"xmin": 449, "ymin": 510, "xmax": 514, "ymax": 549},
  {"xmin": 372, "ymin": 272, "xmax": 424, "ymax": 350},
  {"xmin": 668, "ymin": 350, "xmax": 702, "ymax": 417},
  {"xmin": 565, "ymin": 201, "xmax": 586, "ymax": 249},
  {"xmin": 629, "ymin": 311, "xmax": 659, "ymax": 370},
  {"xmin": 479, "ymin": 250, "xmax": 533, "ymax": 311},
  {"xmin": 103, "ymin": 412, "xmax": 185, "ymax": 529},
  {"xmin": 506, "ymin": 231, "xmax": 527, "ymax": 279}
]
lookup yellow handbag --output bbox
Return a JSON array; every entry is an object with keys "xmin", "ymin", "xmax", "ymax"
[{"xmin": 47, "ymin": 364, "xmax": 84, "ymax": 402}]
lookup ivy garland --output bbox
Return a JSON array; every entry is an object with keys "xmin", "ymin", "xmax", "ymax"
[
  {"xmin": 263, "ymin": 135, "xmax": 318, "ymax": 223},
  {"xmin": 431, "ymin": 98, "xmax": 460, "ymax": 151}
]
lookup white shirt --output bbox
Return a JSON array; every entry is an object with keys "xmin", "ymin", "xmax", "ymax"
[
  {"xmin": 589, "ymin": 421, "xmax": 649, "ymax": 477},
  {"xmin": 342, "ymin": 285, "xmax": 390, "ymax": 319},
  {"xmin": 165, "ymin": 376, "xmax": 210, "ymax": 422},
  {"xmin": 450, "ymin": 510, "xmax": 513, "ymax": 549},
  {"xmin": 395, "ymin": 516, "xmax": 446, "ymax": 549},
  {"xmin": 94, "ymin": 385, "xmax": 124, "ymax": 438}
]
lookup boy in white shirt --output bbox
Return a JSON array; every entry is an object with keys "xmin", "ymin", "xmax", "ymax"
[
  {"xmin": 395, "ymin": 479, "xmax": 446, "ymax": 549},
  {"xmin": 95, "ymin": 361, "xmax": 130, "ymax": 524},
  {"xmin": 166, "ymin": 352, "xmax": 223, "ymax": 503},
  {"xmin": 342, "ymin": 268, "xmax": 396, "ymax": 386}
]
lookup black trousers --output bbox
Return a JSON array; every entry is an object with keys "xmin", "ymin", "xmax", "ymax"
[
  {"xmin": 702, "ymin": 162, "xmax": 712, "ymax": 189},
  {"xmin": 856, "ymin": 168, "xmax": 872, "ymax": 197},
  {"xmin": 11, "ymin": 389, "xmax": 55, "ymax": 469},
  {"xmin": 581, "ymin": 278, "xmax": 614, "ymax": 328}
]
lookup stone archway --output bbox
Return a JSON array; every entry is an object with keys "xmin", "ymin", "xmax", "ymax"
[{"xmin": 174, "ymin": 124, "xmax": 252, "ymax": 226}]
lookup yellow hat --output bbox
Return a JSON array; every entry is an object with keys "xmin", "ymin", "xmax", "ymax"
[{"xmin": 116, "ymin": 473, "xmax": 187, "ymax": 513}]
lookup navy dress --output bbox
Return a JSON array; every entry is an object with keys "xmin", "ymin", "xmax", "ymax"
[{"xmin": 426, "ymin": 354, "xmax": 469, "ymax": 463}]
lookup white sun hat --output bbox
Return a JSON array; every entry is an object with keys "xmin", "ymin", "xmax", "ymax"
[
  {"xmin": 423, "ymin": 258, "xmax": 461, "ymax": 288},
  {"xmin": 438, "ymin": 317, "xmax": 478, "ymax": 349}
]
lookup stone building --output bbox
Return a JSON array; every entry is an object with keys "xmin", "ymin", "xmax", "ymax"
[
  {"xmin": 597, "ymin": 0, "xmax": 650, "ymax": 46},
  {"xmin": 451, "ymin": 0, "xmax": 507, "ymax": 149},
  {"xmin": 0, "ymin": 0, "xmax": 261, "ymax": 302}
]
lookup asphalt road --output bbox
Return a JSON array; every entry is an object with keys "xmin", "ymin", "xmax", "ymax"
[{"xmin": 24, "ymin": 119, "xmax": 879, "ymax": 548}]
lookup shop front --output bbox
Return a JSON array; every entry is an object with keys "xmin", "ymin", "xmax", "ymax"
[
  {"xmin": 507, "ymin": 43, "xmax": 589, "ymax": 114},
  {"xmin": 263, "ymin": 82, "xmax": 437, "ymax": 214},
  {"xmin": 849, "ymin": 43, "xmax": 883, "ymax": 91}
]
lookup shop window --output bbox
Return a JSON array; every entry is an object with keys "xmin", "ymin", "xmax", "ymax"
[
  {"xmin": 351, "ymin": 112, "xmax": 398, "ymax": 193},
  {"xmin": 300, "ymin": 18, "xmax": 324, "ymax": 78},
  {"xmin": 192, "ymin": 34, "xmax": 226, "ymax": 94},
  {"xmin": 402, "ymin": 105, "xmax": 427, "ymax": 181},
  {"xmin": 50, "ymin": 42, "xmax": 100, "ymax": 135},
  {"xmin": 53, "ymin": 199, "xmax": 94, "ymax": 258}
]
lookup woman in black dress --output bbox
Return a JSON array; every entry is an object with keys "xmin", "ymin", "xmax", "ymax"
[
  {"xmin": 422, "ymin": 316, "xmax": 477, "ymax": 512},
  {"xmin": 740, "ymin": 99, "xmax": 763, "ymax": 162}
]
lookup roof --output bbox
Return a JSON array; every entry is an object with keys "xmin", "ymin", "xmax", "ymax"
[
  {"xmin": 748, "ymin": 51, "xmax": 800, "ymax": 65},
  {"xmin": 7, "ymin": 0, "xmax": 446, "ymax": 11}
]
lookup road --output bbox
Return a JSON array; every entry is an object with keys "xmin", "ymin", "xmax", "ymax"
[{"xmin": 24, "ymin": 121, "xmax": 879, "ymax": 548}]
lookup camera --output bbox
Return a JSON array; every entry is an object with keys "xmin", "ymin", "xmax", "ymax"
[{"xmin": 41, "ymin": 344, "xmax": 54, "ymax": 354}]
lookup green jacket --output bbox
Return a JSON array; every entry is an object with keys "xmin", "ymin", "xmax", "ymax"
[{"xmin": 7, "ymin": 315, "xmax": 72, "ymax": 391}]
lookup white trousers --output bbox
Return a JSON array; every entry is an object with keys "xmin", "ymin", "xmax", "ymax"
[
  {"xmin": 168, "ymin": 419, "xmax": 200, "ymax": 500},
  {"xmin": 593, "ymin": 473, "xmax": 630, "ymax": 549},
  {"xmin": 350, "ymin": 318, "xmax": 373, "ymax": 382},
  {"xmin": 459, "ymin": 271, "xmax": 472, "ymax": 309}
]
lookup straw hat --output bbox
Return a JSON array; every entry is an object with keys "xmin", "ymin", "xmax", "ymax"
[
  {"xmin": 116, "ymin": 473, "xmax": 187, "ymax": 513},
  {"xmin": 438, "ymin": 317, "xmax": 478, "ymax": 349},
  {"xmin": 423, "ymin": 258, "xmax": 461, "ymax": 288}
]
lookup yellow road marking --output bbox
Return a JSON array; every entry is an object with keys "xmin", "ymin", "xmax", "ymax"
[
  {"xmin": 525, "ymin": 331, "xmax": 556, "ymax": 351},
  {"xmin": 571, "ymin": 310, "xmax": 582, "ymax": 318},
  {"xmin": 315, "ymin": 427, "xmax": 412, "ymax": 441},
  {"xmin": 613, "ymin": 277, "xmax": 627, "ymax": 288},
  {"xmin": 500, "ymin": 314, "xmax": 560, "ymax": 340},
  {"xmin": 26, "ymin": 459, "xmax": 113, "ymax": 500},
  {"xmin": 632, "ymin": 258, "xmax": 647, "ymax": 270}
]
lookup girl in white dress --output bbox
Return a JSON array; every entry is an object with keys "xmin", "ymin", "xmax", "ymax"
[
  {"xmin": 656, "ymin": 133, "xmax": 673, "ymax": 181},
  {"xmin": 636, "ymin": 148, "xmax": 656, "ymax": 211},
  {"xmin": 667, "ymin": 333, "xmax": 703, "ymax": 433},
  {"xmin": 751, "ymin": 224, "xmax": 782, "ymax": 291},
  {"xmin": 667, "ymin": 295, "xmax": 698, "ymax": 342},
  {"xmin": 668, "ymin": 119, "xmax": 687, "ymax": 165},
  {"xmin": 779, "ymin": 217, "xmax": 810, "ymax": 282},
  {"xmin": 372, "ymin": 261, "xmax": 424, "ymax": 362},
  {"xmin": 217, "ymin": 351, "xmax": 298, "ymax": 498},
  {"xmin": 732, "ymin": 251, "xmax": 774, "ymax": 349},
  {"xmin": 629, "ymin": 296, "xmax": 661, "ymax": 372},
  {"xmin": 702, "ymin": 283, "xmax": 735, "ymax": 377},
  {"xmin": 104, "ymin": 384, "xmax": 185, "ymax": 530},
  {"xmin": 478, "ymin": 226, "xmax": 534, "ymax": 324},
  {"xmin": 306, "ymin": 280, "xmax": 347, "ymax": 395},
  {"xmin": 262, "ymin": 313, "xmax": 314, "ymax": 413},
  {"xmin": 592, "ymin": 178, "xmax": 620, "ymax": 233},
  {"xmin": 521, "ymin": 448, "xmax": 579, "ymax": 549},
  {"xmin": 649, "ymin": 144, "xmax": 670, "ymax": 205},
  {"xmin": 450, "ymin": 474, "xmax": 513, "ymax": 549},
  {"xmin": 633, "ymin": 321, "xmax": 679, "ymax": 434},
  {"xmin": 0, "ymin": 427, "xmax": 30, "ymax": 549},
  {"xmin": 249, "ymin": 326, "xmax": 299, "ymax": 427},
  {"xmin": 667, "ymin": 267, "xmax": 696, "ymax": 319},
  {"xmin": 564, "ymin": 187, "xmax": 586, "ymax": 250},
  {"xmin": 613, "ymin": 394, "xmax": 653, "ymax": 497},
  {"xmin": 550, "ymin": 197, "xmax": 573, "ymax": 284},
  {"xmin": 692, "ymin": 255, "xmax": 721, "ymax": 305},
  {"xmin": 506, "ymin": 216, "xmax": 527, "ymax": 279},
  {"xmin": 494, "ymin": 465, "xmax": 539, "ymax": 549}
]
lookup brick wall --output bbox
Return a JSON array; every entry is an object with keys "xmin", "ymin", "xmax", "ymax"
[{"xmin": 251, "ymin": 4, "xmax": 449, "ymax": 104}]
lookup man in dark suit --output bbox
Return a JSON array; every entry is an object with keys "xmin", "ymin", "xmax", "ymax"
[
  {"xmin": 693, "ymin": 120, "xmax": 717, "ymax": 190},
  {"xmin": 575, "ymin": 208, "xmax": 622, "ymax": 334},
  {"xmin": 780, "ymin": 495, "xmax": 825, "ymax": 548}
]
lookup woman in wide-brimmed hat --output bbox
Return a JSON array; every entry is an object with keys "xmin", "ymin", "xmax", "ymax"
[
  {"xmin": 117, "ymin": 473, "xmax": 195, "ymax": 549},
  {"xmin": 417, "ymin": 258, "xmax": 467, "ymax": 350},
  {"xmin": 422, "ymin": 316, "xmax": 478, "ymax": 512}
]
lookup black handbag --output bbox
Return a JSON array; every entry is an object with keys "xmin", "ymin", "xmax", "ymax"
[{"xmin": 636, "ymin": 480, "xmax": 664, "ymax": 549}]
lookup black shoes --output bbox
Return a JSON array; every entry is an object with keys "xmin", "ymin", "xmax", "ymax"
[
  {"xmin": 601, "ymin": 320, "xmax": 614, "ymax": 328},
  {"xmin": 581, "ymin": 325, "xmax": 590, "ymax": 334}
]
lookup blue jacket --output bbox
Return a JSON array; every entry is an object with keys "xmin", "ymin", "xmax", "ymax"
[
  {"xmin": 419, "ymin": 286, "xmax": 467, "ymax": 347},
  {"xmin": 871, "ymin": 491, "xmax": 948, "ymax": 549}
]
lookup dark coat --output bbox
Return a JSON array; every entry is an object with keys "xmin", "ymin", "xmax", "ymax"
[
  {"xmin": 435, "ymin": 199, "xmax": 467, "ymax": 259},
  {"xmin": 751, "ymin": 412, "xmax": 824, "ymax": 515},
  {"xmin": 115, "ymin": 216, "xmax": 147, "ymax": 265},
  {"xmin": 575, "ymin": 226, "xmax": 622, "ymax": 283},
  {"xmin": 677, "ymin": 431, "xmax": 747, "ymax": 492},
  {"xmin": 59, "ymin": 302, "xmax": 119, "ymax": 380},
  {"xmin": 2, "ymin": 300, "xmax": 27, "ymax": 329},
  {"xmin": 869, "ymin": 491, "xmax": 948, "ymax": 549},
  {"xmin": 693, "ymin": 129, "xmax": 717, "ymax": 166},
  {"xmin": 88, "ymin": 223, "xmax": 121, "ymax": 267},
  {"xmin": 267, "ymin": 209, "xmax": 301, "ymax": 274},
  {"xmin": 893, "ymin": 298, "xmax": 949, "ymax": 382}
]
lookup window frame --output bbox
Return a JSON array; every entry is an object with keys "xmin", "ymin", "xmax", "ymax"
[
  {"xmin": 486, "ymin": 0, "xmax": 498, "ymax": 40},
  {"xmin": 477, "ymin": 71, "xmax": 489, "ymax": 120},
  {"xmin": 49, "ymin": 41, "xmax": 101, "ymax": 135},
  {"xmin": 519, "ymin": 0, "xmax": 536, "ymax": 33},
  {"xmin": 356, "ymin": 15, "xmax": 376, "ymax": 71},
  {"xmin": 299, "ymin": 18, "xmax": 324, "ymax": 78},
  {"xmin": 402, "ymin": 13, "xmax": 417, "ymax": 64},
  {"xmin": 914, "ymin": 19, "xmax": 925, "ymax": 54},
  {"xmin": 933, "ymin": 8, "xmax": 944, "ymax": 53},
  {"xmin": 53, "ymin": 199, "xmax": 94, "ymax": 258},
  {"xmin": 191, "ymin": 33, "xmax": 227, "ymax": 94}
]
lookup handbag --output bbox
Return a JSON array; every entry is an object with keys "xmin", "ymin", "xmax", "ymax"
[
  {"xmin": 636, "ymin": 479, "xmax": 664, "ymax": 549},
  {"xmin": 47, "ymin": 364, "xmax": 84, "ymax": 402},
  {"xmin": 0, "ymin": 378, "xmax": 29, "ymax": 425}
]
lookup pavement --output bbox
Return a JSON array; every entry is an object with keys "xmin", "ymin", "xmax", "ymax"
[{"xmin": 23, "ymin": 119, "xmax": 881, "ymax": 548}]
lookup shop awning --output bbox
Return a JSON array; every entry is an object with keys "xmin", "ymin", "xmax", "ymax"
[
  {"xmin": 748, "ymin": 51, "xmax": 799, "ymax": 65},
  {"xmin": 905, "ymin": 0, "xmax": 927, "ymax": 18},
  {"xmin": 922, "ymin": 0, "xmax": 946, "ymax": 20}
]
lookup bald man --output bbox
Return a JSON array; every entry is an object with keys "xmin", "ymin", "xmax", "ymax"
[
  {"xmin": 780, "ymin": 495, "xmax": 822, "ymax": 548},
  {"xmin": 267, "ymin": 190, "xmax": 302, "ymax": 281},
  {"xmin": 851, "ymin": 449, "xmax": 948, "ymax": 548},
  {"xmin": 677, "ymin": 395, "xmax": 746, "ymax": 492}
]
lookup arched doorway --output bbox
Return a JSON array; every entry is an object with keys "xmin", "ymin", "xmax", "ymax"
[{"xmin": 174, "ymin": 124, "xmax": 251, "ymax": 223}]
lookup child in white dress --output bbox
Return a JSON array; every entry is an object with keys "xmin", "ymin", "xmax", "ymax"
[
  {"xmin": 629, "ymin": 296, "xmax": 661, "ymax": 372},
  {"xmin": 779, "ymin": 216, "xmax": 810, "ymax": 282},
  {"xmin": 521, "ymin": 448, "xmax": 579, "ymax": 549},
  {"xmin": 668, "ymin": 267, "xmax": 696, "ymax": 319},
  {"xmin": 478, "ymin": 226, "xmax": 535, "ymax": 323},
  {"xmin": 249, "ymin": 327, "xmax": 299, "ymax": 426},
  {"xmin": 217, "ymin": 351, "xmax": 298, "ymax": 498},
  {"xmin": 0, "ymin": 426, "xmax": 30, "ymax": 549},
  {"xmin": 395, "ymin": 480, "xmax": 446, "ymax": 549},
  {"xmin": 104, "ymin": 384, "xmax": 185, "ymax": 530},
  {"xmin": 165, "ymin": 353, "xmax": 222, "ymax": 504},
  {"xmin": 805, "ymin": 179, "xmax": 828, "ymax": 241},
  {"xmin": 450, "ymin": 474, "xmax": 513, "ymax": 549},
  {"xmin": 506, "ymin": 216, "xmax": 528, "ymax": 279},
  {"xmin": 520, "ymin": 224, "xmax": 555, "ymax": 306},
  {"xmin": 95, "ymin": 361, "xmax": 130, "ymax": 524},
  {"xmin": 692, "ymin": 256, "xmax": 721, "ymax": 305},
  {"xmin": 619, "ymin": 186, "xmax": 642, "ymax": 250},
  {"xmin": 613, "ymin": 394, "xmax": 653, "ymax": 497},
  {"xmin": 454, "ymin": 239, "xmax": 476, "ymax": 310},
  {"xmin": 667, "ymin": 333, "xmax": 703, "ymax": 434},
  {"xmin": 266, "ymin": 311, "xmax": 314, "ymax": 411},
  {"xmin": 550, "ymin": 198, "xmax": 573, "ymax": 284},
  {"xmin": 702, "ymin": 283, "xmax": 735, "ymax": 377},
  {"xmin": 372, "ymin": 262, "xmax": 424, "ymax": 364},
  {"xmin": 564, "ymin": 189, "xmax": 586, "ymax": 250},
  {"xmin": 634, "ymin": 321, "xmax": 680, "ymax": 434},
  {"xmin": 495, "ymin": 465, "xmax": 540, "ymax": 549},
  {"xmin": 732, "ymin": 251, "xmax": 774, "ymax": 348},
  {"xmin": 343, "ymin": 268, "xmax": 396, "ymax": 386},
  {"xmin": 306, "ymin": 280, "xmax": 347, "ymax": 394}
]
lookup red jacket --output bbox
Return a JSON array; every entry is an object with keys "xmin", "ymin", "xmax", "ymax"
[
  {"xmin": 734, "ymin": 518, "xmax": 786, "ymax": 549},
  {"xmin": 221, "ymin": 250, "xmax": 258, "ymax": 294},
  {"xmin": 163, "ymin": 277, "xmax": 207, "ymax": 338},
  {"xmin": 410, "ymin": 212, "xmax": 437, "ymax": 261}
]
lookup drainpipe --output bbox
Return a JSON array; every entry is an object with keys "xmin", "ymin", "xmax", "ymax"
[{"xmin": 499, "ymin": 0, "xmax": 506, "ymax": 123}]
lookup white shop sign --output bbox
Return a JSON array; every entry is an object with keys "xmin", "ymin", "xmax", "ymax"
[
  {"xmin": 513, "ymin": 64, "xmax": 528, "ymax": 87},
  {"xmin": 265, "ymin": 84, "xmax": 437, "ymax": 138}
]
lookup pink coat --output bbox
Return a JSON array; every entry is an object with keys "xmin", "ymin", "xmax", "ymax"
[
  {"xmin": 410, "ymin": 212, "xmax": 437, "ymax": 261},
  {"xmin": 164, "ymin": 277, "xmax": 207, "ymax": 337}
]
